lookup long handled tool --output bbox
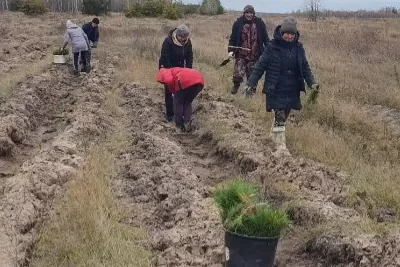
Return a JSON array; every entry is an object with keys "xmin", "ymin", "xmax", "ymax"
[{"xmin": 219, "ymin": 46, "xmax": 251, "ymax": 67}]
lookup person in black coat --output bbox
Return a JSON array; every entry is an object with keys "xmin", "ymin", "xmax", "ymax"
[
  {"xmin": 158, "ymin": 25, "xmax": 193, "ymax": 122},
  {"xmin": 228, "ymin": 5, "xmax": 269, "ymax": 95},
  {"xmin": 244, "ymin": 16, "xmax": 319, "ymax": 130}
]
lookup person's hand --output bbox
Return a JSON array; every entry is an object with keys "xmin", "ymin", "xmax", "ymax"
[
  {"xmin": 92, "ymin": 42, "xmax": 97, "ymax": 48},
  {"xmin": 312, "ymin": 83, "xmax": 320, "ymax": 91},
  {"xmin": 228, "ymin": 51, "xmax": 234, "ymax": 59}
]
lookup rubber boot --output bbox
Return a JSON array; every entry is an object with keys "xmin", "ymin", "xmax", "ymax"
[{"xmin": 270, "ymin": 119, "xmax": 291, "ymax": 156}]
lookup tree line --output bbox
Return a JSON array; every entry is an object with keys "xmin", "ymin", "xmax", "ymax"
[{"xmin": 0, "ymin": 0, "xmax": 225, "ymax": 18}]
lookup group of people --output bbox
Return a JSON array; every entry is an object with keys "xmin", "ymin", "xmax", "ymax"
[
  {"xmin": 60, "ymin": 6, "xmax": 320, "ymax": 145},
  {"xmin": 157, "ymin": 4, "xmax": 319, "ymax": 137},
  {"xmin": 61, "ymin": 17, "xmax": 100, "ymax": 75}
]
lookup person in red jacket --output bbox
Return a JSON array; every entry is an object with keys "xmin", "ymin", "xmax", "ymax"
[{"xmin": 157, "ymin": 67, "xmax": 204, "ymax": 132}]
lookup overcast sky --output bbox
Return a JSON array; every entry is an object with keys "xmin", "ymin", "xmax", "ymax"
[{"xmin": 183, "ymin": 0, "xmax": 399, "ymax": 13}]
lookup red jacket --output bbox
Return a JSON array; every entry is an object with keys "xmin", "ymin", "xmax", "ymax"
[{"xmin": 157, "ymin": 67, "xmax": 204, "ymax": 94}]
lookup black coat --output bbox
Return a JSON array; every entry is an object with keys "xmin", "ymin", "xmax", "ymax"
[
  {"xmin": 228, "ymin": 16, "xmax": 270, "ymax": 56},
  {"xmin": 158, "ymin": 29, "xmax": 193, "ymax": 69},
  {"xmin": 247, "ymin": 25, "xmax": 315, "ymax": 111},
  {"xmin": 82, "ymin": 22, "xmax": 99, "ymax": 43}
]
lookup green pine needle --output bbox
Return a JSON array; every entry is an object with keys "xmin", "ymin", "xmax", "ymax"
[{"xmin": 212, "ymin": 180, "xmax": 289, "ymax": 238}]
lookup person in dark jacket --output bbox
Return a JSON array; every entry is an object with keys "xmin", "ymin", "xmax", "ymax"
[
  {"xmin": 82, "ymin": 17, "xmax": 99, "ymax": 71},
  {"xmin": 158, "ymin": 24, "xmax": 193, "ymax": 122},
  {"xmin": 243, "ymin": 16, "xmax": 319, "ymax": 149},
  {"xmin": 228, "ymin": 5, "xmax": 269, "ymax": 95}
]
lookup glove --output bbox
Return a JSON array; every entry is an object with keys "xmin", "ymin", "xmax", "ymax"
[
  {"xmin": 228, "ymin": 51, "xmax": 234, "ymax": 59},
  {"xmin": 242, "ymin": 84, "xmax": 255, "ymax": 96},
  {"xmin": 311, "ymin": 84, "xmax": 320, "ymax": 91},
  {"xmin": 92, "ymin": 42, "xmax": 98, "ymax": 48}
]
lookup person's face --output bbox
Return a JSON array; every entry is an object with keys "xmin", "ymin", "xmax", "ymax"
[
  {"xmin": 91, "ymin": 22, "xmax": 98, "ymax": 27},
  {"xmin": 282, "ymin": 32, "xmax": 296, "ymax": 42},
  {"xmin": 177, "ymin": 35, "xmax": 188, "ymax": 44},
  {"xmin": 244, "ymin": 11, "xmax": 254, "ymax": 20}
]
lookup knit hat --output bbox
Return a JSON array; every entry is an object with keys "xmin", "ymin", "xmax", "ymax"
[
  {"xmin": 175, "ymin": 24, "xmax": 189, "ymax": 37},
  {"xmin": 243, "ymin": 5, "xmax": 255, "ymax": 13},
  {"xmin": 280, "ymin": 16, "xmax": 297, "ymax": 34},
  {"xmin": 66, "ymin": 20, "xmax": 76, "ymax": 28}
]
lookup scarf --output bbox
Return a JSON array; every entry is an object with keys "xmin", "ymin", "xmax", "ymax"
[{"xmin": 172, "ymin": 30, "xmax": 188, "ymax": 46}]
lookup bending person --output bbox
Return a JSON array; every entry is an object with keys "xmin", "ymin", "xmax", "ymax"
[
  {"xmin": 157, "ymin": 67, "xmax": 204, "ymax": 132},
  {"xmin": 158, "ymin": 25, "xmax": 193, "ymax": 122}
]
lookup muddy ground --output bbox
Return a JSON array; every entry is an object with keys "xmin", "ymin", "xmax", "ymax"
[
  {"xmin": 0, "ymin": 52, "xmax": 118, "ymax": 266},
  {"xmin": 112, "ymin": 82, "xmax": 400, "ymax": 267},
  {"xmin": 1, "ymin": 13, "xmax": 400, "ymax": 267}
]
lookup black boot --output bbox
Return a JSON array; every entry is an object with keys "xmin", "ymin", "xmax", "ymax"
[
  {"xmin": 165, "ymin": 114, "xmax": 173, "ymax": 122},
  {"xmin": 230, "ymin": 83, "xmax": 240, "ymax": 94},
  {"xmin": 175, "ymin": 121, "xmax": 185, "ymax": 132},
  {"xmin": 184, "ymin": 121, "xmax": 192, "ymax": 132}
]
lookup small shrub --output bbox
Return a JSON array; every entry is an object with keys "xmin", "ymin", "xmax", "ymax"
[
  {"xmin": 10, "ymin": 0, "xmax": 24, "ymax": 11},
  {"xmin": 82, "ymin": 0, "xmax": 111, "ymax": 16},
  {"xmin": 178, "ymin": 3, "xmax": 200, "ymax": 15},
  {"xmin": 124, "ymin": 0, "xmax": 182, "ymax": 20},
  {"xmin": 141, "ymin": 0, "xmax": 165, "ymax": 17},
  {"xmin": 213, "ymin": 180, "xmax": 289, "ymax": 238},
  {"xmin": 199, "ymin": 0, "xmax": 224, "ymax": 15},
  {"xmin": 162, "ymin": 2, "xmax": 182, "ymax": 20},
  {"xmin": 123, "ymin": 3, "xmax": 142, "ymax": 17},
  {"xmin": 21, "ymin": 0, "xmax": 48, "ymax": 15}
]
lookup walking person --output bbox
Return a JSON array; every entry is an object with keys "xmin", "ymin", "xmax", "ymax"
[
  {"xmin": 61, "ymin": 20, "xmax": 90, "ymax": 75},
  {"xmin": 228, "ymin": 4, "xmax": 270, "ymax": 96},
  {"xmin": 157, "ymin": 67, "xmax": 204, "ymax": 132},
  {"xmin": 158, "ymin": 24, "xmax": 193, "ymax": 122},
  {"xmin": 82, "ymin": 17, "xmax": 99, "ymax": 70},
  {"xmin": 243, "ymin": 16, "xmax": 319, "ymax": 151}
]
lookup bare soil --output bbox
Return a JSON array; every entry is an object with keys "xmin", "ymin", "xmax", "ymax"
[
  {"xmin": 1, "ymin": 13, "xmax": 400, "ymax": 267},
  {"xmin": 111, "ymin": 82, "xmax": 400, "ymax": 267},
  {"xmin": 0, "ymin": 55, "xmax": 116, "ymax": 266}
]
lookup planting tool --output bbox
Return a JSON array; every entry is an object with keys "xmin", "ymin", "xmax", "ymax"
[
  {"xmin": 228, "ymin": 46, "xmax": 251, "ymax": 51},
  {"xmin": 219, "ymin": 47, "xmax": 252, "ymax": 67}
]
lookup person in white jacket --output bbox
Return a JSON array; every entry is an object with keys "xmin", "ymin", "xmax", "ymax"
[{"xmin": 61, "ymin": 20, "xmax": 90, "ymax": 75}]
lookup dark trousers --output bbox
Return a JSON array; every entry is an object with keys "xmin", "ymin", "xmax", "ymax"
[
  {"xmin": 73, "ymin": 51, "xmax": 87, "ymax": 71},
  {"xmin": 164, "ymin": 85, "xmax": 174, "ymax": 117},
  {"xmin": 274, "ymin": 109, "xmax": 291, "ymax": 126},
  {"xmin": 86, "ymin": 49, "xmax": 92, "ymax": 67},
  {"xmin": 173, "ymin": 84, "xmax": 203, "ymax": 124}
]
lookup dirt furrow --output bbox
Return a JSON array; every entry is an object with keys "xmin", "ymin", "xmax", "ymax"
[
  {"xmin": 0, "ymin": 57, "xmax": 117, "ymax": 266},
  {"xmin": 114, "ymin": 81, "xmax": 400, "ymax": 266},
  {"xmin": 113, "ymin": 83, "xmax": 239, "ymax": 266}
]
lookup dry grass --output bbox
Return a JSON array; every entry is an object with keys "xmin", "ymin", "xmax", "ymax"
[
  {"xmin": 31, "ymin": 145, "xmax": 151, "ymax": 267},
  {"xmin": 96, "ymin": 14, "xmax": 400, "ymax": 219},
  {"xmin": 30, "ymin": 84, "xmax": 151, "ymax": 266}
]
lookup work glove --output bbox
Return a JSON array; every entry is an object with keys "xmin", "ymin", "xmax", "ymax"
[
  {"xmin": 311, "ymin": 83, "xmax": 320, "ymax": 91},
  {"xmin": 92, "ymin": 41, "xmax": 98, "ymax": 48},
  {"xmin": 242, "ymin": 84, "xmax": 255, "ymax": 97},
  {"xmin": 228, "ymin": 51, "xmax": 234, "ymax": 59}
]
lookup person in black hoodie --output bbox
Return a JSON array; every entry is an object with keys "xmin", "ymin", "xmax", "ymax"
[
  {"xmin": 158, "ymin": 24, "xmax": 193, "ymax": 122},
  {"xmin": 228, "ymin": 5, "xmax": 269, "ymax": 96}
]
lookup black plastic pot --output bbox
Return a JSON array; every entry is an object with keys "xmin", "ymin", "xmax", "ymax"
[{"xmin": 224, "ymin": 230, "xmax": 279, "ymax": 267}]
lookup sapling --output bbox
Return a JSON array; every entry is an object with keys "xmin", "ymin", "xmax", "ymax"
[{"xmin": 213, "ymin": 179, "xmax": 289, "ymax": 238}]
